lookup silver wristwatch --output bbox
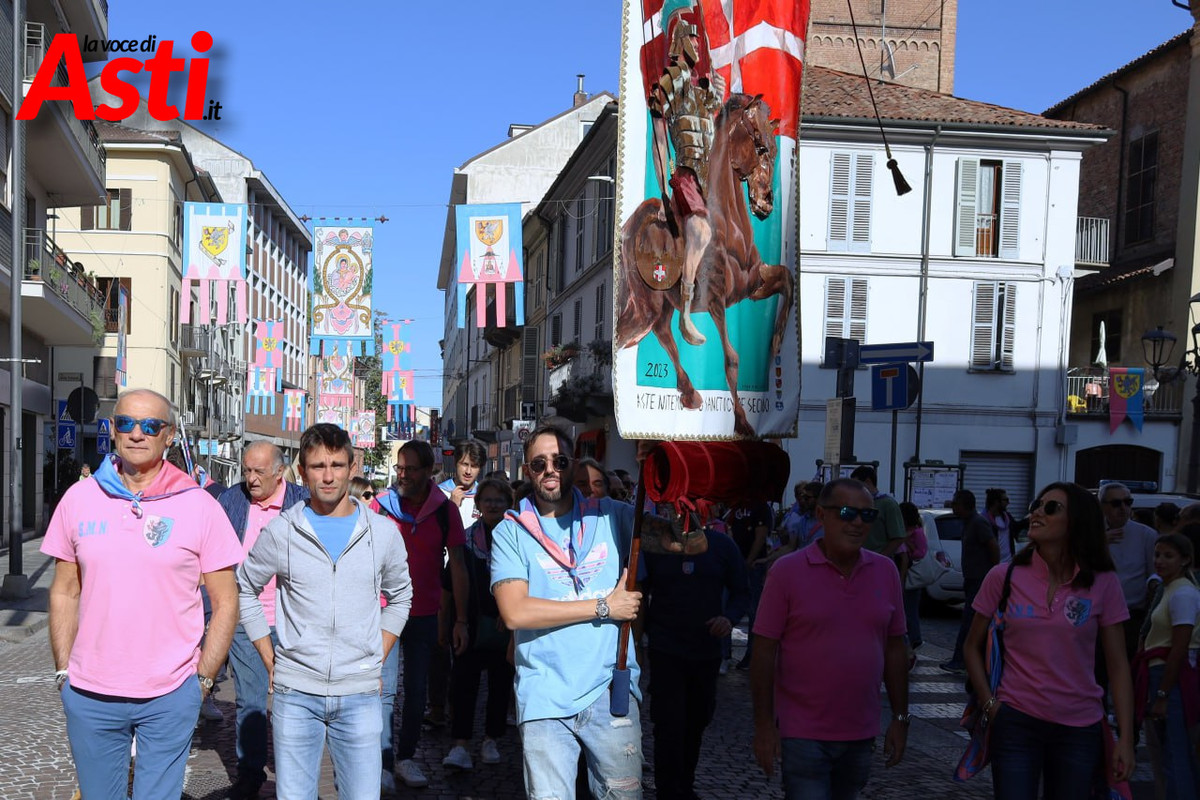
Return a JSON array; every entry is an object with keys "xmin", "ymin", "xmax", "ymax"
[
  {"xmin": 197, "ymin": 674, "xmax": 215, "ymax": 692},
  {"xmin": 595, "ymin": 597, "xmax": 610, "ymax": 620}
]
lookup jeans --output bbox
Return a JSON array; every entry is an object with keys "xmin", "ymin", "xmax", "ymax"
[
  {"xmin": 1148, "ymin": 664, "xmax": 1200, "ymax": 799},
  {"xmin": 649, "ymin": 650, "xmax": 720, "ymax": 800},
  {"xmin": 990, "ymin": 703, "xmax": 1101, "ymax": 800},
  {"xmin": 450, "ymin": 645, "xmax": 514, "ymax": 742},
  {"xmin": 950, "ymin": 578, "xmax": 982, "ymax": 665},
  {"xmin": 393, "ymin": 613, "xmax": 438, "ymax": 762},
  {"xmin": 380, "ymin": 642, "xmax": 400, "ymax": 771},
  {"xmin": 520, "ymin": 691, "xmax": 642, "ymax": 800},
  {"xmin": 780, "ymin": 737, "xmax": 873, "ymax": 800},
  {"xmin": 272, "ymin": 684, "xmax": 382, "ymax": 800},
  {"xmin": 903, "ymin": 587, "xmax": 923, "ymax": 648},
  {"xmin": 61, "ymin": 676, "xmax": 201, "ymax": 800},
  {"xmin": 227, "ymin": 624, "xmax": 277, "ymax": 782}
]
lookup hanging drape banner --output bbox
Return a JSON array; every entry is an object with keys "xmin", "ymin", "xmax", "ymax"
[
  {"xmin": 253, "ymin": 319, "xmax": 285, "ymax": 392},
  {"xmin": 311, "ymin": 226, "xmax": 374, "ymax": 357},
  {"xmin": 352, "ymin": 410, "xmax": 377, "ymax": 449},
  {"xmin": 612, "ymin": 0, "xmax": 806, "ymax": 440},
  {"xmin": 116, "ymin": 285, "xmax": 128, "ymax": 388},
  {"xmin": 454, "ymin": 203, "xmax": 525, "ymax": 328},
  {"xmin": 381, "ymin": 322, "xmax": 416, "ymax": 423},
  {"xmin": 1109, "ymin": 367, "xmax": 1145, "ymax": 434},
  {"xmin": 246, "ymin": 369, "xmax": 276, "ymax": 415},
  {"xmin": 180, "ymin": 202, "xmax": 248, "ymax": 325},
  {"xmin": 283, "ymin": 389, "xmax": 306, "ymax": 432}
]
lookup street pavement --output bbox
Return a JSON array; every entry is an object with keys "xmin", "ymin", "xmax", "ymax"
[{"xmin": 0, "ymin": 538, "xmax": 1156, "ymax": 798}]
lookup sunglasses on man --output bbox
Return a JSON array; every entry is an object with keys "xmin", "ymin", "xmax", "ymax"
[
  {"xmin": 1105, "ymin": 497, "xmax": 1134, "ymax": 508},
  {"xmin": 113, "ymin": 415, "xmax": 170, "ymax": 437},
  {"xmin": 820, "ymin": 505, "xmax": 880, "ymax": 523},
  {"xmin": 527, "ymin": 454, "xmax": 571, "ymax": 475}
]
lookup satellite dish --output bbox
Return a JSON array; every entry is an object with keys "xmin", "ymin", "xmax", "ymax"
[{"xmin": 66, "ymin": 386, "xmax": 100, "ymax": 424}]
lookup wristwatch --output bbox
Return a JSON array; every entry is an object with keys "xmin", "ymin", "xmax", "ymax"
[
  {"xmin": 595, "ymin": 597, "xmax": 610, "ymax": 620},
  {"xmin": 893, "ymin": 712, "xmax": 912, "ymax": 724},
  {"xmin": 197, "ymin": 674, "xmax": 215, "ymax": 692},
  {"xmin": 1156, "ymin": 689, "xmax": 1169, "ymax": 700}
]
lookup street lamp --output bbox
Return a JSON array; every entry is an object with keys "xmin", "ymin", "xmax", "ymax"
[{"xmin": 1142, "ymin": 293, "xmax": 1200, "ymax": 493}]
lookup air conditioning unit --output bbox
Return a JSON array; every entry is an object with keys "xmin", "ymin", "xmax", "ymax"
[{"xmin": 179, "ymin": 411, "xmax": 195, "ymax": 425}]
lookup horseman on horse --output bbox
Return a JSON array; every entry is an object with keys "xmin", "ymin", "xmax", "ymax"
[{"xmin": 648, "ymin": 0, "xmax": 724, "ymax": 347}]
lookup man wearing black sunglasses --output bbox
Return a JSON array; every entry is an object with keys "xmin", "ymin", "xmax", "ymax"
[
  {"xmin": 1099, "ymin": 482, "xmax": 1157, "ymax": 662},
  {"xmin": 751, "ymin": 478, "xmax": 909, "ymax": 798}
]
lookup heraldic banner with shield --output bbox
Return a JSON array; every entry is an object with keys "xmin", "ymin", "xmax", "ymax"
[
  {"xmin": 312, "ymin": 226, "xmax": 375, "ymax": 357},
  {"xmin": 180, "ymin": 202, "xmax": 248, "ymax": 325},
  {"xmin": 454, "ymin": 203, "xmax": 525, "ymax": 328},
  {"xmin": 612, "ymin": 0, "xmax": 807, "ymax": 440}
]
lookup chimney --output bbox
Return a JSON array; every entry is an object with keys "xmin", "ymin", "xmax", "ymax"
[{"xmin": 573, "ymin": 74, "xmax": 588, "ymax": 107}]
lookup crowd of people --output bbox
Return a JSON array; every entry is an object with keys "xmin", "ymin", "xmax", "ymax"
[{"xmin": 36, "ymin": 385, "xmax": 1200, "ymax": 799}]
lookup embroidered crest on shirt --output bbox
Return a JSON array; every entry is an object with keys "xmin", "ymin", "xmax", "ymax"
[
  {"xmin": 1063, "ymin": 596, "xmax": 1092, "ymax": 627},
  {"xmin": 143, "ymin": 515, "xmax": 174, "ymax": 548},
  {"xmin": 536, "ymin": 542, "xmax": 609, "ymax": 593}
]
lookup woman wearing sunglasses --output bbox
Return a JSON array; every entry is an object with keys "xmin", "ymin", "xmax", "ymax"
[{"xmin": 964, "ymin": 482, "xmax": 1135, "ymax": 799}]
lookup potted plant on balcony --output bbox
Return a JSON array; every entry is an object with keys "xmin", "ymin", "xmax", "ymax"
[
  {"xmin": 587, "ymin": 338, "xmax": 613, "ymax": 366},
  {"xmin": 542, "ymin": 341, "xmax": 581, "ymax": 370},
  {"xmin": 550, "ymin": 373, "xmax": 606, "ymax": 422}
]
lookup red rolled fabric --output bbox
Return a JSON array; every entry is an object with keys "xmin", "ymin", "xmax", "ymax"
[{"xmin": 642, "ymin": 441, "xmax": 790, "ymax": 506}]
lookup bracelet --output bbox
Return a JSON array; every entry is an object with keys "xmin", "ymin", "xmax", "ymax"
[
  {"xmin": 982, "ymin": 696, "xmax": 998, "ymax": 714},
  {"xmin": 55, "ymin": 670, "xmax": 68, "ymax": 691}
]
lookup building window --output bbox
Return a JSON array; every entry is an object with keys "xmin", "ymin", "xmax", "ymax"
[
  {"xmin": 172, "ymin": 201, "xmax": 183, "ymax": 248},
  {"xmin": 575, "ymin": 198, "xmax": 586, "ymax": 274},
  {"xmin": 93, "ymin": 357, "xmax": 117, "ymax": 399},
  {"xmin": 97, "ymin": 277, "xmax": 131, "ymax": 333},
  {"xmin": 1125, "ymin": 132, "xmax": 1157, "ymax": 246},
  {"xmin": 595, "ymin": 282, "xmax": 606, "ymax": 343},
  {"xmin": 827, "ymin": 152, "xmax": 873, "ymax": 252},
  {"xmin": 573, "ymin": 298, "xmax": 583, "ymax": 341},
  {"xmin": 971, "ymin": 281, "xmax": 1017, "ymax": 372},
  {"xmin": 1091, "ymin": 309, "xmax": 1122, "ymax": 364},
  {"xmin": 82, "ymin": 188, "xmax": 131, "ymax": 231},
  {"xmin": 594, "ymin": 159, "xmax": 615, "ymax": 261},
  {"xmin": 551, "ymin": 313, "xmax": 563, "ymax": 347},
  {"xmin": 822, "ymin": 277, "xmax": 867, "ymax": 366},
  {"xmin": 169, "ymin": 287, "xmax": 179, "ymax": 341},
  {"xmin": 955, "ymin": 158, "xmax": 1022, "ymax": 259}
]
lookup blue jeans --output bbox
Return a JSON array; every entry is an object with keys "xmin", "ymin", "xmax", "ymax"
[
  {"xmin": 1148, "ymin": 664, "xmax": 1200, "ymax": 799},
  {"xmin": 227, "ymin": 624, "xmax": 277, "ymax": 781},
  {"xmin": 61, "ymin": 676, "xmax": 201, "ymax": 799},
  {"xmin": 272, "ymin": 684, "xmax": 382, "ymax": 800},
  {"xmin": 990, "ymin": 703, "xmax": 1101, "ymax": 800},
  {"xmin": 520, "ymin": 691, "xmax": 642, "ymax": 799},
  {"xmin": 380, "ymin": 640, "xmax": 400, "ymax": 770},
  {"xmin": 780, "ymin": 737, "xmax": 873, "ymax": 800},
  {"xmin": 394, "ymin": 613, "xmax": 438, "ymax": 762}
]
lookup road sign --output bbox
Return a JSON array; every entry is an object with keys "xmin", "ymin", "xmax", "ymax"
[
  {"xmin": 57, "ymin": 399, "xmax": 73, "ymax": 423},
  {"xmin": 871, "ymin": 364, "xmax": 921, "ymax": 411},
  {"xmin": 859, "ymin": 341, "xmax": 934, "ymax": 364},
  {"xmin": 57, "ymin": 422, "xmax": 77, "ymax": 449},
  {"xmin": 96, "ymin": 418, "xmax": 111, "ymax": 455}
]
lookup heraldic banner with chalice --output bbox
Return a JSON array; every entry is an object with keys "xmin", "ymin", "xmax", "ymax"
[
  {"xmin": 613, "ymin": 0, "xmax": 808, "ymax": 440},
  {"xmin": 454, "ymin": 203, "xmax": 525, "ymax": 329}
]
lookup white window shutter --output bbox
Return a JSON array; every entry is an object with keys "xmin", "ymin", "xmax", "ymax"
[
  {"xmin": 828, "ymin": 153, "xmax": 852, "ymax": 251},
  {"xmin": 824, "ymin": 277, "xmax": 847, "ymax": 342},
  {"xmin": 849, "ymin": 278, "xmax": 869, "ymax": 343},
  {"xmin": 971, "ymin": 281, "xmax": 998, "ymax": 369},
  {"xmin": 1000, "ymin": 283, "xmax": 1017, "ymax": 370},
  {"xmin": 850, "ymin": 154, "xmax": 874, "ymax": 253},
  {"xmin": 955, "ymin": 158, "xmax": 980, "ymax": 257},
  {"xmin": 998, "ymin": 162, "xmax": 1023, "ymax": 260}
]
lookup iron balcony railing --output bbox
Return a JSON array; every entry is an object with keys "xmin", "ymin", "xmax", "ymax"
[
  {"xmin": 1076, "ymin": 217, "xmax": 1110, "ymax": 267},
  {"xmin": 24, "ymin": 22, "xmax": 107, "ymax": 181},
  {"xmin": 23, "ymin": 228, "xmax": 105, "ymax": 321},
  {"xmin": 1066, "ymin": 372, "xmax": 1183, "ymax": 416}
]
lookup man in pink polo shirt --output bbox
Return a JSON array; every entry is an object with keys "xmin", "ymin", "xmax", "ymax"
[
  {"xmin": 217, "ymin": 441, "xmax": 309, "ymax": 799},
  {"xmin": 43, "ymin": 388, "xmax": 243, "ymax": 799},
  {"xmin": 751, "ymin": 477, "xmax": 909, "ymax": 800}
]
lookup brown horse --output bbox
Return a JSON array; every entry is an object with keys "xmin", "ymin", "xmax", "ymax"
[{"xmin": 615, "ymin": 93, "xmax": 795, "ymax": 436}]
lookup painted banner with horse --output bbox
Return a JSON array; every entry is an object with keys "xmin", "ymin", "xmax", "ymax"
[{"xmin": 612, "ymin": 0, "xmax": 807, "ymax": 440}]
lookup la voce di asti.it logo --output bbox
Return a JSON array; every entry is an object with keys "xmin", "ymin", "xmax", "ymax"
[{"xmin": 17, "ymin": 31, "xmax": 222, "ymax": 123}]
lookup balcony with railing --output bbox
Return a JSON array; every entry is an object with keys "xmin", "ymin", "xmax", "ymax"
[
  {"xmin": 22, "ymin": 228, "xmax": 105, "ymax": 345},
  {"xmin": 1076, "ymin": 217, "xmax": 1110, "ymax": 268},
  {"xmin": 546, "ymin": 344, "xmax": 613, "ymax": 422},
  {"xmin": 1066, "ymin": 371, "xmax": 1184, "ymax": 417},
  {"xmin": 178, "ymin": 325, "xmax": 212, "ymax": 357},
  {"xmin": 23, "ymin": 22, "xmax": 107, "ymax": 203},
  {"xmin": 469, "ymin": 403, "xmax": 494, "ymax": 432}
]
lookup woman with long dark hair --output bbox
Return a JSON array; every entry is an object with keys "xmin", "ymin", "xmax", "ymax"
[{"xmin": 964, "ymin": 481, "xmax": 1134, "ymax": 799}]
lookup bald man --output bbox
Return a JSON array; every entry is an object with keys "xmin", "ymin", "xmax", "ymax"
[
  {"xmin": 218, "ymin": 441, "xmax": 310, "ymax": 798},
  {"xmin": 43, "ymin": 389, "xmax": 243, "ymax": 798}
]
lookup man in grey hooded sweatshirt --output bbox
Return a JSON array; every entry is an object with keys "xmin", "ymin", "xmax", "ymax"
[{"xmin": 237, "ymin": 423, "xmax": 412, "ymax": 799}]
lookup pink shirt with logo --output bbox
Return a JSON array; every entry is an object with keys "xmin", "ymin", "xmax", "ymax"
[
  {"xmin": 753, "ymin": 544, "xmax": 906, "ymax": 741},
  {"xmin": 41, "ymin": 463, "xmax": 243, "ymax": 698},
  {"xmin": 973, "ymin": 551, "xmax": 1129, "ymax": 727},
  {"xmin": 243, "ymin": 481, "xmax": 287, "ymax": 627}
]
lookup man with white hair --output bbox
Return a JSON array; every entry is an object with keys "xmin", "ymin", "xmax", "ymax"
[{"xmin": 1100, "ymin": 482, "xmax": 1157, "ymax": 659}]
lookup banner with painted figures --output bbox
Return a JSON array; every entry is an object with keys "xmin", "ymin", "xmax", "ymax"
[
  {"xmin": 180, "ymin": 202, "xmax": 248, "ymax": 325},
  {"xmin": 283, "ymin": 389, "xmax": 306, "ymax": 432},
  {"xmin": 455, "ymin": 203, "xmax": 525, "ymax": 328},
  {"xmin": 351, "ymin": 410, "xmax": 376, "ymax": 449},
  {"xmin": 317, "ymin": 346, "xmax": 356, "ymax": 428},
  {"xmin": 312, "ymin": 226, "xmax": 374, "ymax": 357},
  {"xmin": 1109, "ymin": 367, "xmax": 1145, "ymax": 434},
  {"xmin": 116, "ymin": 285, "xmax": 128, "ymax": 388},
  {"xmin": 613, "ymin": 0, "xmax": 806, "ymax": 439},
  {"xmin": 381, "ymin": 321, "xmax": 416, "ymax": 424}
]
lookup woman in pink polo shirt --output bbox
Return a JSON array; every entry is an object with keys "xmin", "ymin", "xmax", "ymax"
[{"xmin": 965, "ymin": 481, "xmax": 1135, "ymax": 800}]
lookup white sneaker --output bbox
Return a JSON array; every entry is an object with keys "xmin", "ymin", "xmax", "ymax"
[
  {"xmin": 199, "ymin": 694, "xmax": 223, "ymax": 721},
  {"xmin": 380, "ymin": 769, "xmax": 396, "ymax": 795},
  {"xmin": 397, "ymin": 759, "xmax": 429, "ymax": 787},
  {"xmin": 480, "ymin": 738, "xmax": 501, "ymax": 765},
  {"xmin": 442, "ymin": 745, "xmax": 473, "ymax": 771}
]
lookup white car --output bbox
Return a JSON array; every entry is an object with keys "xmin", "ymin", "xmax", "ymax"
[{"xmin": 920, "ymin": 509, "xmax": 962, "ymax": 605}]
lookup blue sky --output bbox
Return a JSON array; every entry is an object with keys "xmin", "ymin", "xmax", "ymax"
[{"xmin": 102, "ymin": 1, "xmax": 1192, "ymax": 410}]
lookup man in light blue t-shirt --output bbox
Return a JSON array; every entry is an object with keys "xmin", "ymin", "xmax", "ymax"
[{"xmin": 492, "ymin": 424, "xmax": 677, "ymax": 799}]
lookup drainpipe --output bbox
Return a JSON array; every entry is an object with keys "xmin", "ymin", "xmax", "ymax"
[{"xmin": 913, "ymin": 125, "xmax": 942, "ymax": 466}]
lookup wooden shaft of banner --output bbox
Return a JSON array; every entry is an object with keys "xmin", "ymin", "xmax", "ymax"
[{"xmin": 616, "ymin": 464, "xmax": 647, "ymax": 672}]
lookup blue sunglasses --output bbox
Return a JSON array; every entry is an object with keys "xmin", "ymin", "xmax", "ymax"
[
  {"xmin": 113, "ymin": 415, "xmax": 171, "ymax": 437},
  {"xmin": 821, "ymin": 505, "xmax": 880, "ymax": 523}
]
